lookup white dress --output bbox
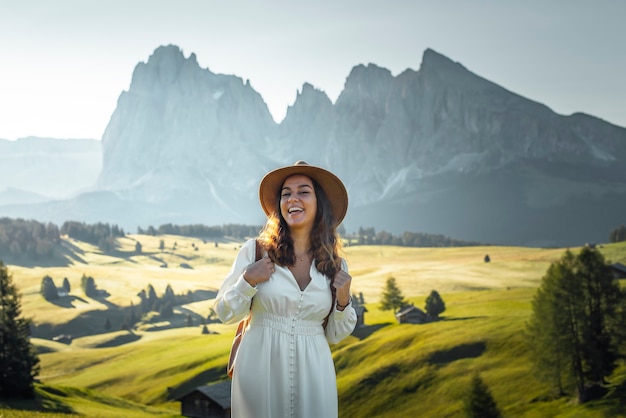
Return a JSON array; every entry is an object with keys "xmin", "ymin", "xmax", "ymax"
[{"xmin": 214, "ymin": 239, "xmax": 357, "ymax": 418}]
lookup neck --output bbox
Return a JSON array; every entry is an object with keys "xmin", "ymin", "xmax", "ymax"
[{"xmin": 290, "ymin": 230, "xmax": 311, "ymax": 258}]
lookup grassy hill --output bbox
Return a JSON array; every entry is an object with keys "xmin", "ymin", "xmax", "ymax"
[{"xmin": 2, "ymin": 235, "xmax": 626, "ymax": 417}]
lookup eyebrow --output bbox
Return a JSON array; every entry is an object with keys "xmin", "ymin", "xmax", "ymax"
[{"xmin": 281, "ymin": 183, "xmax": 313, "ymax": 191}]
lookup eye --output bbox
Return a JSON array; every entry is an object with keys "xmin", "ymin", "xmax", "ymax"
[{"xmin": 281, "ymin": 191, "xmax": 291, "ymax": 198}]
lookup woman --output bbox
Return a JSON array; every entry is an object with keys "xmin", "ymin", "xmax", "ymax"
[{"xmin": 214, "ymin": 160, "xmax": 357, "ymax": 418}]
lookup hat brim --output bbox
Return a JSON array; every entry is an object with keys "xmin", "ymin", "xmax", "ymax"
[{"xmin": 259, "ymin": 162, "xmax": 348, "ymax": 227}]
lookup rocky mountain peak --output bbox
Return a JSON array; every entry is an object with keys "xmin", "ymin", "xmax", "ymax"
[
  {"xmin": 286, "ymin": 83, "xmax": 332, "ymax": 116},
  {"xmin": 97, "ymin": 44, "xmax": 275, "ymax": 205},
  {"xmin": 337, "ymin": 63, "xmax": 394, "ymax": 105},
  {"xmin": 420, "ymin": 48, "xmax": 467, "ymax": 73},
  {"xmin": 5, "ymin": 46, "xmax": 625, "ymax": 247},
  {"xmin": 129, "ymin": 44, "xmax": 196, "ymax": 88}
]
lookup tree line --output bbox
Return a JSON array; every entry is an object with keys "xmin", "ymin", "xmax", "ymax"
[
  {"xmin": 0, "ymin": 218, "xmax": 127, "ymax": 258},
  {"xmin": 0, "ymin": 217, "xmax": 60, "ymax": 259},
  {"xmin": 61, "ymin": 221, "xmax": 126, "ymax": 252},
  {"xmin": 345, "ymin": 227, "xmax": 482, "ymax": 247},
  {"xmin": 2, "ymin": 217, "xmax": 625, "ymax": 264},
  {"xmin": 138, "ymin": 223, "xmax": 262, "ymax": 241},
  {"xmin": 137, "ymin": 223, "xmax": 482, "ymax": 247}
]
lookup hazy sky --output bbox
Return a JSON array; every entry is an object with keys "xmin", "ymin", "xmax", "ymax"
[{"xmin": 1, "ymin": 0, "xmax": 624, "ymax": 141}]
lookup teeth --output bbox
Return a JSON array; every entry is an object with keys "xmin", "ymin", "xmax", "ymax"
[{"xmin": 289, "ymin": 208, "xmax": 303, "ymax": 213}]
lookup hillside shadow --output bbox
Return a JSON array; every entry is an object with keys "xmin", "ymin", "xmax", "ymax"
[
  {"xmin": 94, "ymin": 331, "xmax": 141, "ymax": 348},
  {"xmin": 167, "ymin": 366, "xmax": 227, "ymax": 401},
  {"xmin": 351, "ymin": 323, "xmax": 392, "ymax": 340},
  {"xmin": 190, "ymin": 289, "xmax": 217, "ymax": 301},
  {"xmin": 92, "ymin": 294, "xmax": 118, "ymax": 309},
  {"xmin": 32, "ymin": 307, "xmax": 126, "ymax": 340},
  {"xmin": 0, "ymin": 238, "xmax": 94, "ymax": 267},
  {"xmin": 59, "ymin": 240, "xmax": 86, "ymax": 264},
  {"xmin": 428, "ymin": 341, "xmax": 487, "ymax": 366},
  {"xmin": 49, "ymin": 295, "xmax": 89, "ymax": 308},
  {"xmin": 0, "ymin": 251, "xmax": 72, "ymax": 268},
  {"xmin": 175, "ymin": 306, "xmax": 207, "ymax": 321},
  {"xmin": 0, "ymin": 385, "xmax": 76, "ymax": 415},
  {"xmin": 142, "ymin": 310, "xmax": 206, "ymax": 331},
  {"xmin": 442, "ymin": 315, "xmax": 488, "ymax": 322}
]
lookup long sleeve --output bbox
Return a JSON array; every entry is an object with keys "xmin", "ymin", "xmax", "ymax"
[
  {"xmin": 325, "ymin": 258, "xmax": 357, "ymax": 344},
  {"xmin": 213, "ymin": 239, "xmax": 258, "ymax": 324},
  {"xmin": 325, "ymin": 303, "xmax": 357, "ymax": 344}
]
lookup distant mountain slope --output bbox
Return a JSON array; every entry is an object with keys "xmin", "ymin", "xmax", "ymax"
[
  {"xmin": 0, "ymin": 137, "xmax": 101, "ymax": 201},
  {"xmin": 1, "ymin": 45, "xmax": 625, "ymax": 246}
]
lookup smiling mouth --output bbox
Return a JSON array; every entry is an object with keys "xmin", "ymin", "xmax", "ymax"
[{"xmin": 288, "ymin": 207, "xmax": 303, "ymax": 214}]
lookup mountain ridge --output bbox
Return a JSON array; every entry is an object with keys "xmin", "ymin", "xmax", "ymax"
[{"xmin": 1, "ymin": 45, "xmax": 625, "ymax": 247}]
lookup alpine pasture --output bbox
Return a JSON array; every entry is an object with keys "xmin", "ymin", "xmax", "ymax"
[{"xmin": 2, "ymin": 234, "xmax": 625, "ymax": 417}]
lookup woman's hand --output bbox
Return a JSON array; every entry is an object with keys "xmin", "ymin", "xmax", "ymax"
[
  {"xmin": 243, "ymin": 257, "xmax": 275, "ymax": 287},
  {"xmin": 332, "ymin": 270, "xmax": 352, "ymax": 310}
]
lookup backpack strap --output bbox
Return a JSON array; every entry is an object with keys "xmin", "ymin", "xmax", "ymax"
[
  {"xmin": 254, "ymin": 239, "xmax": 262, "ymax": 262},
  {"xmin": 228, "ymin": 239, "xmax": 262, "ymax": 378}
]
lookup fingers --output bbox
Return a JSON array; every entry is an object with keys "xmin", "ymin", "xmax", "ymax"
[
  {"xmin": 255, "ymin": 258, "xmax": 275, "ymax": 281},
  {"xmin": 244, "ymin": 257, "xmax": 276, "ymax": 286},
  {"xmin": 264, "ymin": 257, "xmax": 275, "ymax": 275},
  {"xmin": 333, "ymin": 270, "xmax": 352, "ymax": 308},
  {"xmin": 332, "ymin": 270, "xmax": 351, "ymax": 290}
]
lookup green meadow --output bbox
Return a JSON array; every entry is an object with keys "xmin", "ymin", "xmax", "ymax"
[{"xmin": 2, "ymin": 235, "xmax": 626, "ymax": 417}]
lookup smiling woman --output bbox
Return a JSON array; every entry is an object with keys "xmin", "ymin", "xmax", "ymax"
[
  {"xmin": 281, "ymin": 175, "xmax": 316, "ymax": 227},
  {"xmin": 213, "ymin": 160, "xmax": 356, "ymax": 418}
]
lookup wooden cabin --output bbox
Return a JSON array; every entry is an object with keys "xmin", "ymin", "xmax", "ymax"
[
  {"xmin": 395, "ymin": 304, "xmax": 430, "ymax": 324},
  {"xmin": 176, "ymin": 380, "xmax": 231, "ymax": 418},
  {"xmin": 350, "ymin": 295, "xmax": 368, "ymax": 329}
]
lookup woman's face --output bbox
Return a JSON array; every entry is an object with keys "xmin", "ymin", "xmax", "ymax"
[{"xmin": 280, "ymin": 174, "xmax": 317, "ymax": 231}]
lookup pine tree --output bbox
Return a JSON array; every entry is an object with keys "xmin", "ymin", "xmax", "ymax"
[
  {"xmin": 137, "ymin": 289, "xmax": 148, "ymax": 314},
  {"xmin": 525, "ymin": 260, "xmax": 570, "ymax": 395},
  {"xmin": 147, "ymin": 284, "xmax": 159, "ymax": 312},
  {"xmin": 0, "ymin": 261, "xmax": 40, "ymax": 398},
  {"xmin": 128, "ymin": 301, "xmax": 137, "ymax": 328},
  {"xmin": 163, "ymin": 284, "xmax": 175, "ymax": 306},
  {"xmin": 425, "ymin": 290, "xmax": 446, "ymax": 320},
  {"xmin": 526, "ymin": 247, "xmax": 626, "ymax": 402},
  {"xmin": 62, "ymin": 277, "xmax": 71, "ymax": 293},
  {"xmin": 464, "ymin": 374, "xmax": 503, "ymax": 418},
  {"xmin": 40, "ymin": 275, "xmax": 59, "ymax": 301},
  {"xmin": 380, "ymin": 277, "xmax": 406, "ymax": 313},
  {"xmin": 80, "ymin": 274, "xmax": 98, "ymax": 298},
  {"xmin": 576, "ymin": 247, "xmax": 623, "ymax": 386},
  {"xmin": 160, "ymin": 301, "xmax": 173, "ymax": 318}
]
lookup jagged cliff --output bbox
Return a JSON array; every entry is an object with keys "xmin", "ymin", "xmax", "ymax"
[{"xmin": 2, "ymin": 45, "xmax": 625, "ymax": 246}]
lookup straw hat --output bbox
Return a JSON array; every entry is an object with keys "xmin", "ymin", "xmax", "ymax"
[{"xmin": 259, "ymin": 160, "xmax": 348, "ymax": 226}]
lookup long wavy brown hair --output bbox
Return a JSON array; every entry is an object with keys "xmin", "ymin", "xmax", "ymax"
[{"xmin": 257, "ymin": 177, "xmax": 343, "ymax": 279}]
